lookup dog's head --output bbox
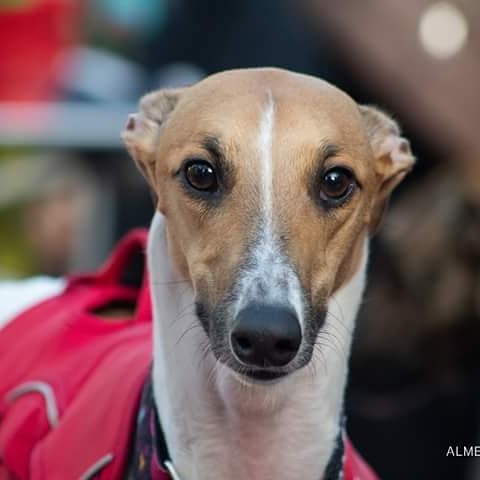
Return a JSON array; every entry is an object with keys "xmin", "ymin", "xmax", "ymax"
[{"xmin": 123, "ymin": 68, "xmax": 414, "ymax": 382}]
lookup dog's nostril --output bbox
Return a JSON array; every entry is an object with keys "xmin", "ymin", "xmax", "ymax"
[{"xmin": 275, "ymin": 339, "xmax": 297, "ymax": 353}]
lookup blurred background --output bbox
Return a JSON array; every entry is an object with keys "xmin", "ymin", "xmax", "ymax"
[{"xmin": 0, "ymin": 0, "xmax": 479, "ymax": 478}]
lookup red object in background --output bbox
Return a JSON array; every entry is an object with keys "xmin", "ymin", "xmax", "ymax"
[
  {"xmin": 0, "ymin": 230, "xmax": 154, "ymax": 479},
  {"xmin": 0, "ymin": 0, "xmax": 82, "ymax": 101}
]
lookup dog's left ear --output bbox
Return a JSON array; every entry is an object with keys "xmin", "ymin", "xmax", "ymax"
[
  {"xmin": 122, "ymin": 88, "xmax": 184, "ymax": 189},
  {"xmin": 360, "ymin": 105, "xmax": 415, "ymax": 234}
]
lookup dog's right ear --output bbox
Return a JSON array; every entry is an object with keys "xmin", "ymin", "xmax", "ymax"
[
  {"xmin": 122, "ymin": 88, "xmax": 183, "ymax": 187},
  {"xmin": 360, "ymin": 105, "xmax": 415, "ymax": 234}
]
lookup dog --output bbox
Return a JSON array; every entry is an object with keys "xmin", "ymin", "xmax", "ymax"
[{"xmin": 0, "ymin": 68, "xmax": 414, "ymax": 479}]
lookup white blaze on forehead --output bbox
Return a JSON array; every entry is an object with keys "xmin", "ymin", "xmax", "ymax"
[
  {"xmin": 259, "ymin": 89, "xmax": 275, "ymax": 229},
  {"xmin": 233, "ymin": 90, "xmax": 304, "ymax": 327}
]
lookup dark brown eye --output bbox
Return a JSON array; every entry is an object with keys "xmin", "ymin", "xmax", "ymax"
[
  {"xmin": 320, "ymin": 167, "xmax": 356, "ymax": 204},
  {"xmin": 185, "ymin": 160, "xmax": 217, "ymax": 192}
]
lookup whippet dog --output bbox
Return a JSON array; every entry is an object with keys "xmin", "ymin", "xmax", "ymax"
[{"xmin": 122, "ymin": 68, "xmax": 414, "ymax": 479}]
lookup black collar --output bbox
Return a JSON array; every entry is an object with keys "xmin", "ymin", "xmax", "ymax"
[
  {"xmin": 325, "ymin": 421, "xmax": 345, "ymax": 480},
  {"xmin": 131, "ymin": 374, "xmax": 344, "ymax": 480},
  {"xmin": 130, "ymin": 375, "xmax": 170, "ymax": 479}
]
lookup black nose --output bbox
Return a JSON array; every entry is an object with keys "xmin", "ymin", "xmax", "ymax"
[{"xmin": 230, "ymin": 304, "xmax": 301, "ymax": 368}]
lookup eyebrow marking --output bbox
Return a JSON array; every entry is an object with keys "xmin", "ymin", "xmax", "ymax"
[
  {"xmin": 320, "ymin": 142, "xmax": 342, "ymax": 161},
  {"xmin": 202, "ymin": 134, "xmax": 225, "ymax": 163}
]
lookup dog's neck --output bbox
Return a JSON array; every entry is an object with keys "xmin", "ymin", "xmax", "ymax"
[{"xmin": 148, "ymin": 212, "xmax": 368, "ymax": 480}]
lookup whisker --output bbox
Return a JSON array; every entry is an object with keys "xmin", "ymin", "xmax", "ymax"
[
  {"xmin": 316, "ymin": 330, "xmax": 343, "ymax": 359},
  {"xmin": 175, "ymin": 321, "xmax": 201, "ymax": 347},
  {"xmin": 311, "ymin": 342, "xmax": 328, "ymax": 376},
  {"xmin": 317, "ymin": 328, "xmax": 344, "ymax": 358},
  {"xmin": 167, "ymin": 302, "xmax": 196, "ymax": 328},
  {"xmin": 326, "ymin": 307, "xmax": 350, "ymax": 336}
]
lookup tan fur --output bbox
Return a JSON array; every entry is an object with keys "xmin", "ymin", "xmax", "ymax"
[{"xmin": 123, "ymin": 68, "xmax": 414, "ymax": 311}]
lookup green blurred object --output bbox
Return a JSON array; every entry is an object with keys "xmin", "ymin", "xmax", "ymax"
[
  {"xmin": 0, "ymin": 0, "xmax": 32, "ymax": 11},
  {"xmin": 0, "ymin": 204, "xmax": 36, "ymax": 278},
  {"xmin": 0, "ymin": 153, "xmax": 36, "ymax": 278}
]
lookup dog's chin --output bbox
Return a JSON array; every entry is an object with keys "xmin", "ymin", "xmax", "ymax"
[
  {"xmin": 213, "ymin": 362, "xmax": 298, "ymax": 413},
  {"xmin": 215, "ymin": 356, "xmax": 298, "ymax": 386}
]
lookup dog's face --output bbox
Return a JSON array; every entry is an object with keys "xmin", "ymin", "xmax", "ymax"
[{"xmin": 123, "ymin": 68, "xmax": 414, "ymax": 382}]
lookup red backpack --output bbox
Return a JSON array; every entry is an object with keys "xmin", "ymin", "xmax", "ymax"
[{"xmin": 0, "ymin": 229, "xmax": 160, "ymax": 479}]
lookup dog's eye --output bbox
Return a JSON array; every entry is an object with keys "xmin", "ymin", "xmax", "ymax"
[
  {"xmin": 320, "ymin": 167, "xmax": 356, "ymax": 205},
  {"xmin": 185, "ymin": 160, "xmax": 218, "ymax": 192}
]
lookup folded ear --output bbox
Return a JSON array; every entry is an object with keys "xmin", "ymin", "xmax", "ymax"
[
  {"xmin": 122, "ymin": 88, "xmax": 184, "ymax": 187},
  {"xmin": 360, "ymin": 105, "xmax": 415, "ymax": 234}
]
